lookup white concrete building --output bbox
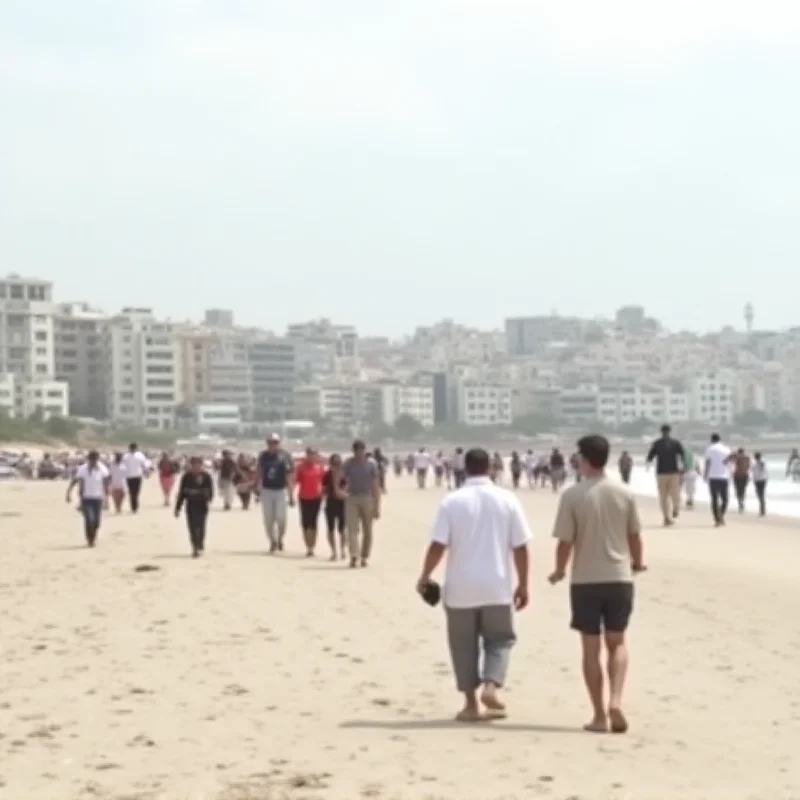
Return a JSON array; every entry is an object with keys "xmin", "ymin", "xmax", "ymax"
[
  {"xmin": 559, "ymin": 387, "xmax": 601, "ymax": 423},
  {"xmin": 597, "ymin": 383, "xmax": 690, "ymax": 427},
  {"xmin": 0, "ymin": 372, "xmax": 69, "ymax": 418},
  {"xmin": 54, "ymin": 303, "xmax": 109, "ymax": 418},
  {"xmin": 106, "ymin": 309, "xmax": 183, "ymax": 430},
  {"xmin": 395, "ymin": 384, "xmax": 435, "ymax": 427},
  {"xmin": 0, "ymin": 275, "xmax": 56, "ymax": 382},
  {"xmin": 21, "ymin": 378, "xmax": 69, "ymax": 418},
  {"xmin": 689, "ymin": 371, "xmax": 736, "ymax": 425},
  {"xmin": 456, "ymin": 383, "xmax": 513, "ymax": 426}
]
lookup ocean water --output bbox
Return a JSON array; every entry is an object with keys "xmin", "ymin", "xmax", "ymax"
[{"xmin": 624, "ymin": 458, "xmax": 800, "ymax": 519}]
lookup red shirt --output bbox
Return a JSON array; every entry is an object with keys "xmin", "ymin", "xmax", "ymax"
[{"xmin": 295, "ymin": 460, "xmax": 325, "ymax": 500}]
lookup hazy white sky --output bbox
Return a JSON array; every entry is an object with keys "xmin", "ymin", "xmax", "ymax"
[{"xmin": 2, "ymin": 0, "xmax": 799, "ymax": 335}]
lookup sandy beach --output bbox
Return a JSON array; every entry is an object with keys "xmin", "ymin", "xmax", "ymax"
[{"xmin": 1, "ymin": 475, "xmax": 799, "ymax": 800}]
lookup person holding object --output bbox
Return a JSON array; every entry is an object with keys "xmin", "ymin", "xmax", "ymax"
[
  {"xmin": 174, "ymin": 456, "xmax": 214, "ymax": 558},
  {"xmin": 66, "ymin": 449, "xmax": 110, "ymax": 547},
  {"xmin": 645, "ymin": 424, "xmax": 684, "ymax": 526},
  {"xmin": 549, "ymin": 435, "xmax": 645, "ymax": 734},
  {"xmin": 416, "ymin": 447, "xmax": 532, "ymax": 723}
]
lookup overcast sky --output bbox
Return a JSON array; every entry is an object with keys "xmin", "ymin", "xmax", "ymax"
[{"xmin": 2, "ymin": 0, "xmax": 799, "ymax": 336}]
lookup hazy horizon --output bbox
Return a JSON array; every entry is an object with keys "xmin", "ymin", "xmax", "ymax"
[{"xmin": 2, "ymin": 1, "xmax": 799, "ymax": 336}]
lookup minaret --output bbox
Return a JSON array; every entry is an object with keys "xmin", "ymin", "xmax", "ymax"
[{"xmin": 744, "ymin": 302, "xmax": 754, "ymax": 333}]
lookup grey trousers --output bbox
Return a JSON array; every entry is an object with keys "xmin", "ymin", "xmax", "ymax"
[
  {"xmin": 260, "ymin": 489, "xmax": 288, "ymax": 544},
  {"xmin": 445, "ymin": 604, "xmax": 516, "ymax": 692}
]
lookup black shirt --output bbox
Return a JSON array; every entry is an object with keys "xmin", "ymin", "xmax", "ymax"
[
  {"xmin": 219, "ymin": 456, "xmax": 237, "ymax": 481},
  {"xmin": 258, "ymin": 450, "xmax": 292, "ymax": 490},
  {"xmin": 646, "ymin": 436, "xmax": 684, "ymax": 474},
  {"xmin": 175, "ymin": 471, "xmax": 214, "ymax": 514}
]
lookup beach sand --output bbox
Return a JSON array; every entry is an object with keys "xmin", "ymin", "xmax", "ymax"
[{"xmin": 1, "ymin": 476, "xmax": 799, "ymax": 800}]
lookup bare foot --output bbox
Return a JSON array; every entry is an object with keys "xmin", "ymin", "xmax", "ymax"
[
  {"xmin": 480, "ymin": 687, "xmax": 507, "ymax": 719},
  {"xmin": 583, "ymin": 716, "xmax": 608, "ymax": 733},
  {"xmin": 609, "ymin": 707, "xmax": 628, "ymax": 733},
  {"xmin": 455, "ymin": 708, "xmax": 486, "ymax": 723}
]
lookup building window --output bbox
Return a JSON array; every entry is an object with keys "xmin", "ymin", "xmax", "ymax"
[
  {"xmin": 35, "ymin": 331, "xmax": 48, "ymax": 342},
  {"xmin": 9, "ymin": 284, "xmax": 23, "ymax": 299}
]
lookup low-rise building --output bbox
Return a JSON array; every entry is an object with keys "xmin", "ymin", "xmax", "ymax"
[{"xmin": 456, "ymin": 382, "xmax": 513, "ymax": 426}]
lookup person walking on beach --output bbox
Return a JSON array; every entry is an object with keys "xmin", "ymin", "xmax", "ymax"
[
  {"xmin": 752, "ymin": 452, "xmax": 768, "ymax": 516},
  {"xmin": 549, "ymin": 435, "xmax": 645, "ymax": 734},
  {"xmin": 255, "ymin": 434, "xmax": 295, "ymax": 553},
  {"xmin": 414, "ymin": 448, "xmax": 431, "ymax": 489},
  {"xmin": 681, "ymin": 447, "xmax": 698, "ymax": 508},
  {"xmin": 453, "ymin": 447, "xmax": 466, "ymax": 489},
  {"xmin": 122, "ymin": 443, "xmax": 148, "ymax": 514},
  {"xmin": 646, "ymin": 424, "xmax": 685, "ymax": 526},
  {"xmin": 704, "ymin": 433, "xmax": 733, "ymax": 527},
  {"xmin": 295, "ymin": 448, "xmax": 325, "ymax": 557},
  {"xmin": 66, "ymin": 450, "xmax": 110, "ymax": 547},
  {"xmin": 108, "ymin": 452, "xmax": 127, "ymax": 513},
  {"xmin": 416, "ymin": 447, "xmax": 531, "ymax": 722},
  {"xmin": 617, "ymin": 451, "xmax": 633, "ymax": 484},
  {"xmin": 217, "ymin": 449, "xmax": 238, "ymax": 511},
  {"xmin": 174, "ymin": 456, "xmax": 214, "ymax": 558},
  {"xmin": 323, "ymin": 453, "xmax": 347, "ymax": 560},
  {"xmin": 157, "ymin": 452, "xmax": 178, "ymax": 507},
  {"xmin": 343, "ymin": 440, "xmax": 380, "ymax": 568},
  {"xmin": 235, "ymin": 453, "xmax": 255, "ymax": 509},
  {"xmin": 732, "ymin": 448, "xmax": 751, "ymax": 513}
]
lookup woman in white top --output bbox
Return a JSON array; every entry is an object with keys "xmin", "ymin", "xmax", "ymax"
[{"xmin": 108, "ymin": 453, "xmax": 127, "ymax": 513}]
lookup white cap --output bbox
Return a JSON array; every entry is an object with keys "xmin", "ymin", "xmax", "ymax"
[{"xmin": 268, "ymin": 433, "xmax": 281, "ymax": 443}]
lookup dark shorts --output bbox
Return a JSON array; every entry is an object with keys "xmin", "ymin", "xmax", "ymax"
[
  {"xmin": 570, "ymin": 582, "xmax": 634, "ymax": 635},
  {"xmin": 299, "ymin": 497, "xmax": 322, "ymax": 530}
]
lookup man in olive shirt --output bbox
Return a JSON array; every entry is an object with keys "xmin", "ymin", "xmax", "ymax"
[
  {"xmin": 549, "ymin": 434, "xmax": 646, "ymax": 735},
  {"xmin": 342, "ymin": 439, "xmax": 381, "ymax": 568}
]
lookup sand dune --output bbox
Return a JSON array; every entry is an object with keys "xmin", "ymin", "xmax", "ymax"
[{"xmin": 1, "ymin": 476, "xmax": 799, "ymax": 799}]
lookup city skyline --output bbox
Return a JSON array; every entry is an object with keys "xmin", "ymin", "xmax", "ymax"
[{"xmin": 2, "ymin": 2, "xmax": 800, "ymax": 336}]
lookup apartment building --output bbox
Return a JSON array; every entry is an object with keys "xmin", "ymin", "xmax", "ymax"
[
  {"xmin": 0, "ymin": 274, "xmax": 56, "ymax": 382},
  {"xmin": 505, "ymin": 315, "xmax": 588, "ymax": 356},
  {"xmin": 456, "ymin": 382, "xmax": 513, "ymax": 426},
  {"xmin": 597, "ymin": 383, "xmax": 689, "ymax": 427},
  {"xmin": 247, "ymin": 337, "xmax": 297, "ymax": 420},
  {"xmin": 395, "ymin": 384, "xmax": 435, "ymax": 427},
  {"xmin": 54, "ymin": 303, "xmax": 109, "ymax": 418},
  {"xmin": 208, "ymin": 332, "xmax": 253, "ymax": 419},
  {"xmin": 177, "ymin": 327, "xmax": 214, "ymax": 408},
  {"xmin": 688, "ymin": 371, "xmax": 736, "ymax": 425},
  {"xmin": 106, "ymin": 309, "xmax": 182, "ymax": 430},
  {"xmin": 0, "ymin": 372, "xmax": 69, "ymax": 418}
]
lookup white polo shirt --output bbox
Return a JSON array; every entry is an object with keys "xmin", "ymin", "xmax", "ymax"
[
  {"xmin": 704, "ymin": 442, "xmax": 732, "ymax": 480},
  {"xmin": 76, "ymin": 463, "xmax": 109, "ymax": 499},
  {"xmin": 122, "ymin": 451, "xmax": 148, "ymax": 479},
  {"xmin": 430, "ymin": 476, "xmax": 533, "ymax": 608}
]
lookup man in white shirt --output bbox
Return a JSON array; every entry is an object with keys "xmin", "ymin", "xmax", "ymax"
[
  {"xmin": 416, "ymin": 448, "xmax": 532, "ymax": 722},
  {"xmin": 122, "ymin": 442, "xmax": 149, "ymax": 513},
  {"xmin": 703, "ymin": 433, "xmax": 733, "ymax": 527},
  {"xmin": 66, "ymin": 450, "xmax": 110, "ymax": 547},
  {"xmin": 414, "ymin": 447, "xmax": 431, "ymax": 489}
]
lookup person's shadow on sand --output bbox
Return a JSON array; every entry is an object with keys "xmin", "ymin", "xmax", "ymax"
[{"xmin": 340, "ymin": 719, "xmax": 583, "ymax": 734}]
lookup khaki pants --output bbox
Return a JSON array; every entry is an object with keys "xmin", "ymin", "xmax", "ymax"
[
  {"xmin": 346, "ymin": 495, "xmax": 374, "ymax": 559},
  {"xmin": 656, "ymin": 473, "xmax": 681, "ymax": 519}
]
